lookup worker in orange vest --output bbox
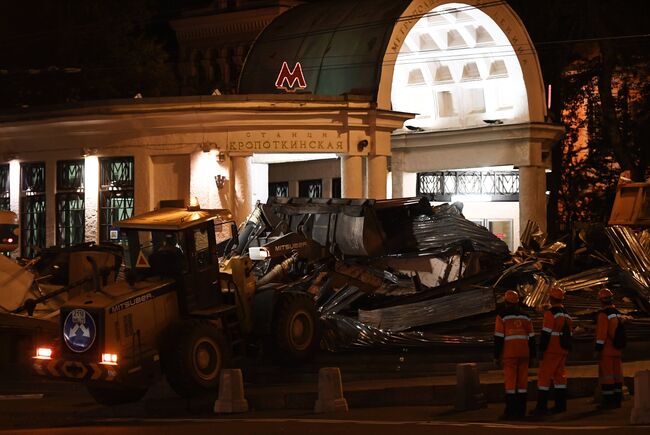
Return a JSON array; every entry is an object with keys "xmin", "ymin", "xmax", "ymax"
[
  {"xmin": 494, "ymin": 290, "xmax": 536, "ymax": 420},
  {"xmin": 531, "ymin": 285, "xmax": 572, "ymax": 417},
  {"xmin": 595, "ymin": 288, "xmax": 624, "ymax": 409}
]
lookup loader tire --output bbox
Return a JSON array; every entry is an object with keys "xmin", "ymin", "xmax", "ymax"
[
  {"xmin": 87, "ymin": 385, "xmax": 147, "ymax": 406},
  {"xmin": 163, "ymin": 320, "xmax": 231, "ymax": 397},
  {"xmin": 273, "ymin": 292, "xmax": 321, "ymax": 362}
]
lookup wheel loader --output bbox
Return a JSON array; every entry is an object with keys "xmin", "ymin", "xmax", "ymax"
[{"xmin": 32, "ymin": 204, "xmax": 321, "ymax": 405}]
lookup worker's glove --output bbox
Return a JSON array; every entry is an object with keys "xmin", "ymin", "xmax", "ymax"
[{"xmin": 493, "ymin": 358, "xmax": 501, "ymax": 368}]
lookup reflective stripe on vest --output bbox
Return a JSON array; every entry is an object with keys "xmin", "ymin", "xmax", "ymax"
[{"xmin": 504, "ymin": 335, "xmax": 529, "ymax": 341}]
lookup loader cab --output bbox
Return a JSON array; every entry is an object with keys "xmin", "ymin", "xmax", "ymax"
[{"xmin": 116, "ymin": 207, "xmax": 234, "ymax": 314}]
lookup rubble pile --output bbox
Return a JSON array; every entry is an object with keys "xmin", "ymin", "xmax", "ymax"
[{"xmin": 246, "ymin": 198, "xmax": 650, "ymax": 352}]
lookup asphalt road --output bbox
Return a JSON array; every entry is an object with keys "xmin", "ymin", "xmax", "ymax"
[
  {"xmin": 4, "ymin": 418, "xmax": 650, "ymax": 435},
  {"xmin": 1, "ymin": 394, "xmax": 647, "ymax": 434}
]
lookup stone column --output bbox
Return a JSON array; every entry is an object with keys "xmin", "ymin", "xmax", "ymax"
[
  {"xmin": 134, "ymin": 152, "xmax": 153, "ymax": 215},
  {"xmin": 84, "ymin": 156, "xmax": 99, "ymax": 243},
  {"xmin": 322, "ymin": 177, "xmax": 333, "ymax": 198},
  {"xmin": 341, "ymin": 155, "xmax": 363, "ymax": 198},
  {"xmin": 391, "ymin": 151, "xmax": 405, "ymax": 198},
  {"xmin": 45, "ymin": 159, "xmax": 57, "ymax": 247},
  {"xmin": 231, "ymin": 155, "xmax": 252, "ymax": 224},
  {"xmin": 367, "ymin": 155, "xmax": 388, "ymax": 199},
  {"xmin": 519, "ymin": 165, "xmax": 547, "ymax": 233}
]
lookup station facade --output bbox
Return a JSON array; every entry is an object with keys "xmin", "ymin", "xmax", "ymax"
[{"xmin": 0, "ymin": 0, "xmax": 563, "ymax": 257}]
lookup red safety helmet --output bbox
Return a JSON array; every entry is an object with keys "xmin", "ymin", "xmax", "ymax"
[
  {"xmin": 549, "ymin": 285, "xmax": 565, "ymax": 301},
  {"xmin": 598, "ymin": 288, "xmax": 614, "ymax": 301},
  {"xmin": 504, "ymin": 290, "xmax": 519, "ymax": 304}
]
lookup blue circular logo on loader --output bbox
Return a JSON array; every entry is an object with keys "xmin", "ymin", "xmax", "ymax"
[{"xmin": 63, "ymin": 309, "xmax": 96, "ymax": 353}]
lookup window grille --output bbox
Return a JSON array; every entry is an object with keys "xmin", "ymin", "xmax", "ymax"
[
  {"xmin": 0, "ymin": 164, "xmax": 9, "ymax": 211},
  {"xmin": 417, "ymin": 170, "xmax": 519, "ymax": 202},
  {"xmin": 20, "ymin": 162, "xmax": 46, "ymax": 258},
  {"xmin": 100, "ymin": 157, "xmax": 134, "ymax": 242},
  {"xmin": 268, "ymin": 182, "xmax": 289, "ymax": 197},
  {"xmin": 299, "ymin": 179, "xmax": 322, "ymax": 198},
  {"xmin": 56, "ymin": 160, "xmax": 85, "ymax": 247}
]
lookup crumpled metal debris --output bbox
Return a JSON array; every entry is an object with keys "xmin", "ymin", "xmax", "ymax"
[
  {"xmin": 357, "ymin": 287, "xmax": 495, "ymax": 332},
  {"xmin": 520, "ymin": 220, "xmax": 547, "ymax": 250},
  {"xmin": 606, "ymin": 225, "xmax": 650, "ymax": 310},
  {"xmin": 255, "ymin": 198, "xmax": 650, "ymax": 351},
  {"xmin": 519, "ymin": 274, "xmax": 551, "ymax": 310},
  {"xmin": 320, "ymin": 313, "xmax": 490, "ymax": 351},
  {"xmin": 517, "ymin": 266, "xmax": 617, "ymax": 310},
  {"xmin": 557, "ymin": 266, "xmax": 616, "ymax": 292},
  {"xmin": 412, "ymin": 208, "xmax": 510, "ymax": 258}
]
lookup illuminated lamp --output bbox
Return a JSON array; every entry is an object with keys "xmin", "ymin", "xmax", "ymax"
[
  {"xmin": 188, "ymin": 196, "xmax": 201, "ymax": 211},
  {"xmin": 101, "ymin": 353, "xmax": 118, "ymax": 365},
  {"xmin": 35, "ymin": 347, "xmax": 53, "ymax": 360},
  {"xmin": 81, "ymin": 147, "xmax": 97, "ymax": 157}
]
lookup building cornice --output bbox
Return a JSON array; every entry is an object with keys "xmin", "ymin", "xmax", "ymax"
[
  {"xmin": 391, "ymin": 122, "xmax": 565, "ymax": 149},
  {"xmin": 0, "ymin": 94, "xmax": 377, "ymax": 124}
]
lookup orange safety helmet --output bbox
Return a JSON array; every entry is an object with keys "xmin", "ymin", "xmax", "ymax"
[
  {"xmin": 504, "ymin": 290, "xmax": 519, "ymax": 304},
  {"xmin": 549, "ymin": 285, "xmax": 565, "ymax": 301},
  {"xmin": 598, "ymin": 288, "xmax": 614, "ymax": 301}
]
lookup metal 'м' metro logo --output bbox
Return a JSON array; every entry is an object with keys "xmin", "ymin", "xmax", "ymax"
[{"xmin": 275, "ymin": 61, "xmax": 307, "ymax": 93}]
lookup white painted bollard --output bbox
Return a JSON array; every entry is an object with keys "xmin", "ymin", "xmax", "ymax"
[
  {"xmin": 314, "ymin": 367, "xmax": 348, "ymax": 413},
  {"xmin": 631, "ymin": 370, "xmax": 650, "ymax": 424},
  {"xmin": 214, "ymin": 369, "xmax": 249, "ymax": 413},
  {"xmin": 455, "ymin": 363, "xmax": 486, "ymax": 411}
]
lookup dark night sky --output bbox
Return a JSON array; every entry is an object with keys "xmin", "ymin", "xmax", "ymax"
[
  {"xmin": 2, "ymin": 0, "xmax": 649, "ymax": 67},
  {"xmin": 0, "ymin": 0, "xmax": 648, "ymax": 107}
]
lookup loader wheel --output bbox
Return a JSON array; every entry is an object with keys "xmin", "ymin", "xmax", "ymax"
[
  {"xmin": 273, "ymin": 293, "xmax": 321, "ymax": 362},
  {"xmin": 86, "ymin": 385, "xmax": 147, "ymax": 406},
  {"xmin": 163, "ymin": 321, "xmax": 231, "ymax": 397}
]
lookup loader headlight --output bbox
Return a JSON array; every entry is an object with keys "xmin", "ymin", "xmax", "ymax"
[
  {"xmin": 35, "ymin": 347, "xmax": 53, "ymax": 360},
  {"xmin": 101, "ymin": 353, "xmax": 118, "ymax": 365}
]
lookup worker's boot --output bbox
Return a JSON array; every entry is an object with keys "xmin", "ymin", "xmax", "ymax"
[
  {"xmin": 613, "ymin": 383, "xmax": 623, "ymax": 409},
  {"xmin": 529, "ymin": 389, "xmax": 549, "ymax": 418},
  {"xmin": 550, "ymin": 388, "xmax": 567, "ymax": 414},
  {"xmin": 516, "ymin": 392, "xmax": 528, "ymax": 419},
  {"xmin": 499, "ymin": 393, "xmax": 516, "ymax": 420}
]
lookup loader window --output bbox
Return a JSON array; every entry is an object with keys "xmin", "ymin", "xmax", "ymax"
[
  {"xmin": 120, "ymin": 230, "xmax": 188, "ymax": 275},
  {"xmin": 193, "ymin": 227, "xmax": 211, "ymax": 267},
  {"xmin": 214, "ymin": 220, "xmax": 236, "ymax": 257}
]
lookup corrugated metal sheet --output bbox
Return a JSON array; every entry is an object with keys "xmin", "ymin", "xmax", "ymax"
[{"xmin": 358, "ymin": 287, "xmax": 495, "ymax": 332}]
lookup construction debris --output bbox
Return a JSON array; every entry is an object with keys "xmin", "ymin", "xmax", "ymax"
[
  {"xmin": 240, "ymin": 197, "xmax": 650, "ymax": 352},
  {"xmin": 358, "ymin": 287, "xmax": 495, "ymax": 332}
]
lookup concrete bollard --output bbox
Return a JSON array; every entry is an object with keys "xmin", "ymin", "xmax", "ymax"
[
  {"xmin": 455, "ymin": 363, "xmax": 486, "ymax": 411},
  {"xmin": 214, "ymin": 369, "xmax": 249, "ymax": 414},
  {"xmin": 631, "ymin": 370, "xmax": 650, "ymax": 424},
  {"xmin": 314, "ymin": 367, "xmax": 348, "ymax": 413}
]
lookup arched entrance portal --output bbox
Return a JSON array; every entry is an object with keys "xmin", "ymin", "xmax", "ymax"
[{"xmin": 378, "ymin": 1, "xmax": 562, "ymax": 242}]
